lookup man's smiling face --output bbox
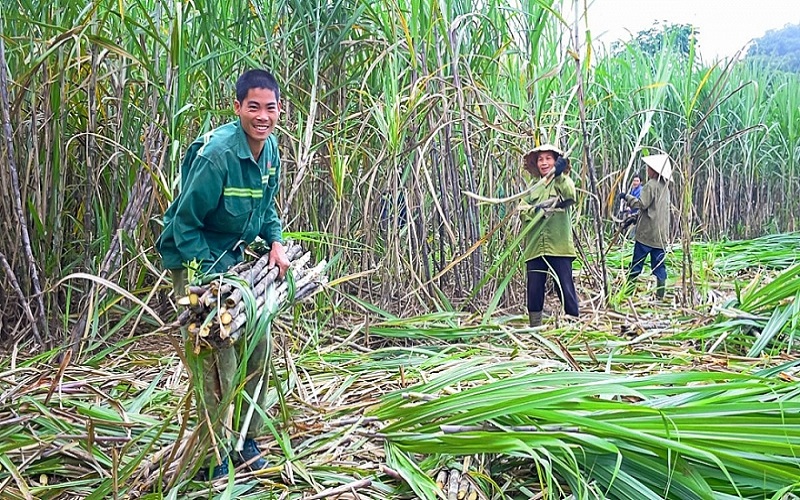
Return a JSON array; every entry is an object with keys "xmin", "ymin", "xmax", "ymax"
[{"xmin": 235, "ymin": 87, "xmax": 281, "ymax": 156}]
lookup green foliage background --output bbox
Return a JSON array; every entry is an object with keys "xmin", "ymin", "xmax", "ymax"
[
  {"xmin": 747, "ymin": 22, "xmax": 800, "ymax": 72},
  {"xmin": 1, "ymin": 0, "xmax": 799, "ymax": 340}
]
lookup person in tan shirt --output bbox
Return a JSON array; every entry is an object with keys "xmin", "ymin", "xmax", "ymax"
[
  {"xmin": 518, "ymin": 144, "xmax": 579, "ymax": 327},
  {"xmin": 618, "ymin": 155, "xmax": 671, "ymax": 299}
]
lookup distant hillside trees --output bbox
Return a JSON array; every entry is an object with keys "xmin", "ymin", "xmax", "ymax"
[
  {"xmin": 611, "ymin": 22, "xmax": 698, "ymax": 57},
  {"xmin": 746, "ymin": 23, "xmax": 800, "ymax": 72}
]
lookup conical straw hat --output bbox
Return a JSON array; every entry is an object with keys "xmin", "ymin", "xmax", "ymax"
[
  {"xmin": 642, "ymin": 154, "xmax": 672, "ymax": 181},
  {"xmin": 523, "ymin": 144, "xmax": 569, "ymax": 178}
]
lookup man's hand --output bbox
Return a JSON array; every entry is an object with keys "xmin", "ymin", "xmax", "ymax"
[
  {"xmin": 618, "ymin": 192, "xmax": 627, "ymax": 201},
  {"xmin": 269, "ymin": 242, "xmax": 291, "ymax": 279},
  {"xmin": 554, "ymin": 157, "xmax": 568, "ymax": 176}
]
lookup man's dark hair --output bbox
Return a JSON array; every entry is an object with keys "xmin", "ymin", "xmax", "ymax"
[
  {"xmin": 632, "ymin": 174, "xmax": 641, "ymax": 180},
  {"xmin": 236, "ymin": 69, "xmax": 280, "ymax": 103}
]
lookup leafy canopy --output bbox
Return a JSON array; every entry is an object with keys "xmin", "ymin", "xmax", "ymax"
[
  {"xmin": 746, "ymin": 23, "xmax": 800, "ymax": 72},
  {"xmin": 612, "ymin": 21, "xmax": 698, "ymax": 58}
]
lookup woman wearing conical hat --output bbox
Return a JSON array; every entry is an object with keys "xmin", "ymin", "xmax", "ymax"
[
  {"xmin": 518, "ymin": 144, "xmax": 580, "ymax": 327},
  {"xmin": 617, "ymin": 154, "xmax": 671, "ymax": 299}
]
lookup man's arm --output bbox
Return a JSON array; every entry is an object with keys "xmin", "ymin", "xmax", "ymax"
[
  {"xmin": 172, "ymin": 157, "xmax": 223, "ymax": 271},
  {"xmin": 625, "ymin": 183, "xmax": 653, "ymax": 211},
  {"xmin": 259, "ymin": 195, "xmax": 283, "ymax": 246},
  {"xmin": 259, "ymin": 139, "xmax": 289, "ymax": 278}
]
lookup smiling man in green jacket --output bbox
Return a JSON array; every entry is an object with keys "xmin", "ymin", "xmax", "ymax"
[{"xmin": 157, "ymin": 68, "xmax": 290, "ymax": 480}]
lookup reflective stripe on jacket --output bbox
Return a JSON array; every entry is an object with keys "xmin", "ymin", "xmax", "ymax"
[{"xmin": 157, "ymin": 120, "xmax": 282, "ymax": 273}]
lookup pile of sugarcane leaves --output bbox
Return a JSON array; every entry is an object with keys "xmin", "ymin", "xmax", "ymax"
[{"xmin": 2, "ymin": 233, "xmax": 800, "ymax": 499}]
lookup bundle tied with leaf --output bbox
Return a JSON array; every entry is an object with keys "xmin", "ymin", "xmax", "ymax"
[{"xmin": 176, "ymin": 241, "xmax": 327, "ymax": 352}]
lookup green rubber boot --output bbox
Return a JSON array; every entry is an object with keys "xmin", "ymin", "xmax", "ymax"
[
  {"xmin": 656, "ymin": 280, "xmax": 666, "ymax": 300},
  {"xmin": 528, "ymin": 311, "xmax": 542, "ymax": 328}
]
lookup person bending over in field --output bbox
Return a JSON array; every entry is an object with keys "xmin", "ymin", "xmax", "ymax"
[
  {"xmin": 622, "ymin": 174, "xmax": 642, "ymax": 216},
  {"xmin": 157, "ymin": 68, "xmax": 290, "ymax": 480},
  {"xmin": 621, "ymin": 173, "xmax": 642, "ymax": 239}
]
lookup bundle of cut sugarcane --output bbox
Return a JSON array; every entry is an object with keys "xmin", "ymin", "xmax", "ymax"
[
  {"xmin": 176, "ymin": 242, "xmax": 327, "ymax": 351},
  {"xmin": 433, "ymin": 457, "xmax": 485, "ymax": 500}
]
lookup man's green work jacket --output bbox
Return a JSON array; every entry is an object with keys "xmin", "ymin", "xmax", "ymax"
[
  {"xmin": 157, "ymin": 120, "xmax": 282, "ymax": 274},
  {"xmin": 518, "ymin": 175, "xmax": 577, "ymax": 261}
]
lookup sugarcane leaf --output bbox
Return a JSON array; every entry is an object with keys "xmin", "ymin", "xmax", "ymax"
[
  {"xmin": 384, "ymin": 442, "xmax": 442, "ymax": 500},
  {"xmin": 0, "ymin": 454, "xmax": 32, "ymax": 498},
  {"xmin": 746, "ymin": 306, "xmax": 793, "ymax": 357}
]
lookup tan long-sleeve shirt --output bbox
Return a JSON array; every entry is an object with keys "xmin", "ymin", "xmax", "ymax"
[{"xmin": 624, "ymin": 177, "xmax": 670, "ymax": 249}]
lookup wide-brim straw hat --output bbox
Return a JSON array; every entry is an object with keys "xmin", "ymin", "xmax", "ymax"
[
  {"xmin": 523, "ymin": 143, "xmax": 569, "ymax": 178},
  {"xmin": 642, "ymin": 154, "xmax": 672, "ymax": 181}
]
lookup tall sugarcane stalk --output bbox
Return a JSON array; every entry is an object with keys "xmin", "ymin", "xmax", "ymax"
[
  {"xmin": 572, "ymin": 0, "xmax": 608, "ymax": 301},
  {"xmin": 0, "ymin": 32, "xmax": 47, "ymax": 347}
]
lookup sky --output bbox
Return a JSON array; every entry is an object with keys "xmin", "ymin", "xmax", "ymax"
[{"xmin": 581, "ymin": 0, "xmax": 800, "ymax": 61}]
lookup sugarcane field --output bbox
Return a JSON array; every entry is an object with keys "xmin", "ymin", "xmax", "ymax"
[{"xmin": 3, "ymin": 0, "xmax": 800, "ymax": 498}]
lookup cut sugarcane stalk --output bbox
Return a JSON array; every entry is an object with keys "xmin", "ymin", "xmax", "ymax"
[
  {"xmin": 447, "ymin": 469, "xmax": 460, "ymax": 500},
  {"xmin": 458, "ymin": 476, "xmax": 469, "ymax": 499},
  {"xmin": 435, "ymin": 470, "xmax": 448, "ymax": 489}
]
